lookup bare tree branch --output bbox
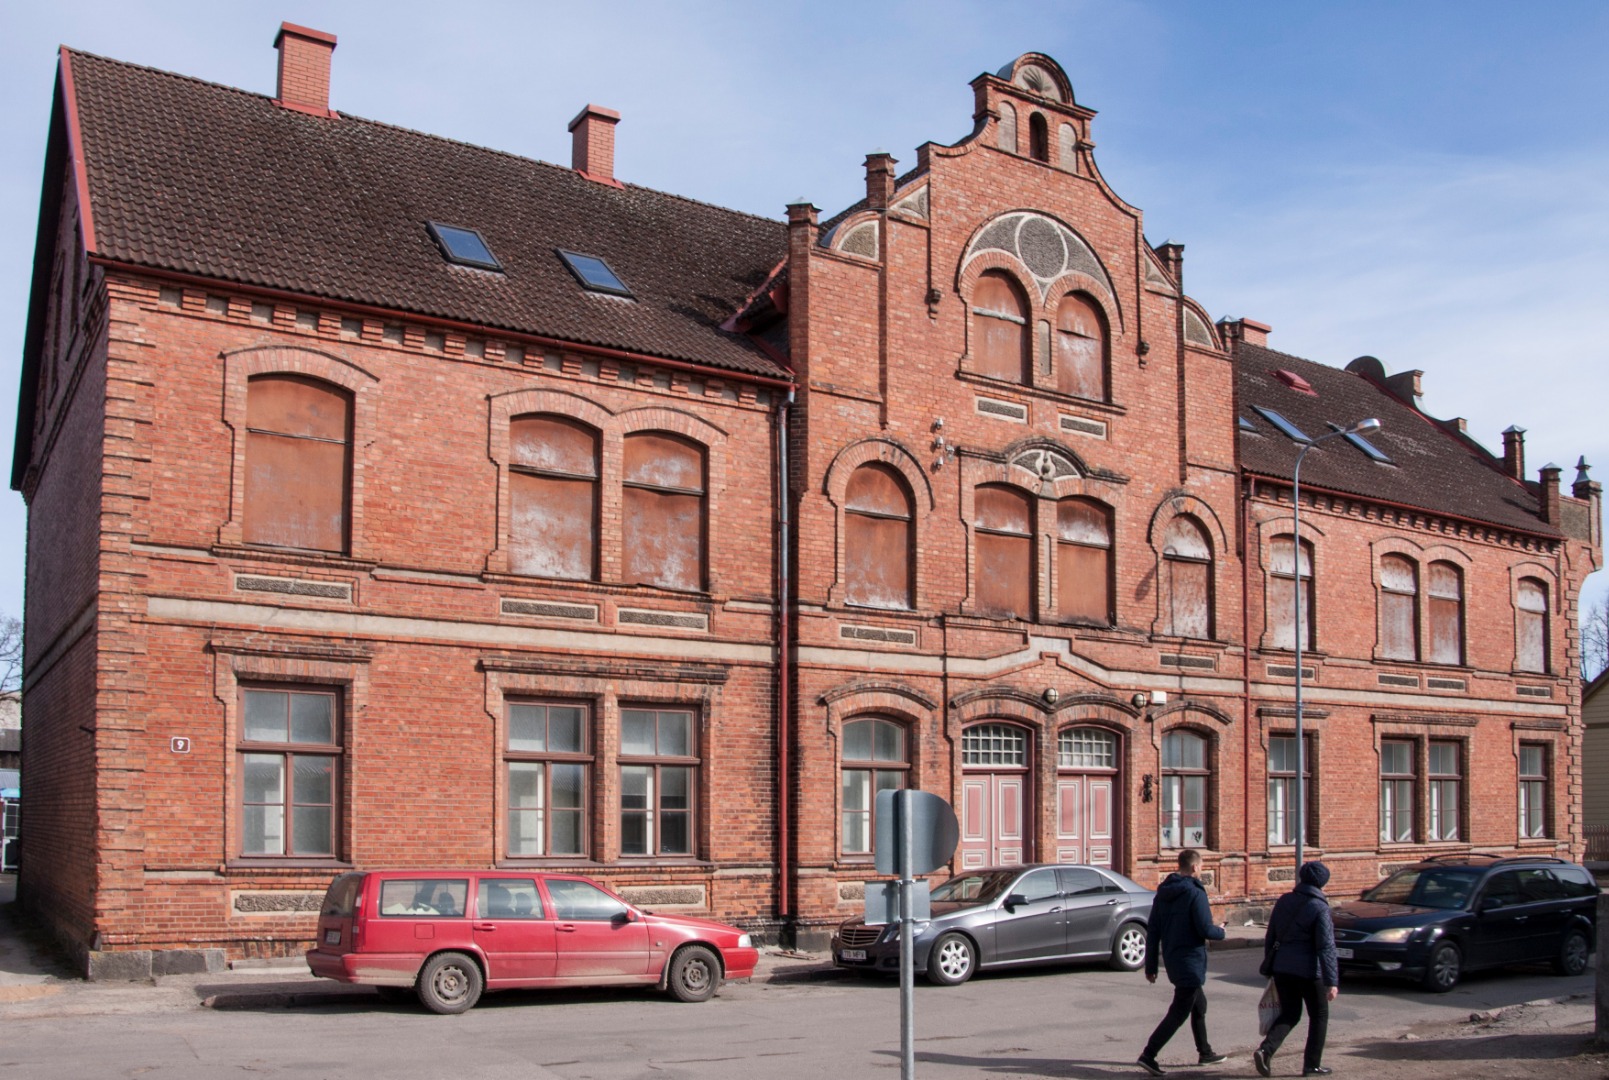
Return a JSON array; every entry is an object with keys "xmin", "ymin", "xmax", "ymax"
[
  {"xmin": 0, "ymin": 615, "xmax": 18, "ymax": 696},
  {"xmin": 1583, "ymin": 598, "xmax": 1609, "ymax": 682}
]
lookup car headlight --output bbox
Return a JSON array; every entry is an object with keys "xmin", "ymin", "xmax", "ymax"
[
  {"xmin": 1363, "ymin": 927, "xmax": 1415, "ymax": 943},
  {"xmin": 736, "ymin": 934, "xmax": 753, "ymax": 948}
]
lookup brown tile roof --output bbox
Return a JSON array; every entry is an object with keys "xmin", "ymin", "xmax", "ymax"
[
  {"xmin": 1237, "ymin": 343, "xmax": 1555, "ymax": 537},
  {"xmin": 65, "ymin": 50, "xmax": 790, "ymax": 380}
]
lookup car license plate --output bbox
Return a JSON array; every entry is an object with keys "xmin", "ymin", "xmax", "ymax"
[
  {"xmin": 840, "ymin": 949, "xmax": 867, "ymax": 962},
  {"xmin": 1334, "ymin": 947, "xmax": 1353, "ymax": 959},
  {"xmin": 324, "ymin": 929, "xmax": 341, "ymax": 945}
]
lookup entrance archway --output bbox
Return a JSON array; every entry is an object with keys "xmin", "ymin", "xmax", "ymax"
[{"xmin": 1055, "ymin": 726, "xmax": 1120, "ymax": 867}]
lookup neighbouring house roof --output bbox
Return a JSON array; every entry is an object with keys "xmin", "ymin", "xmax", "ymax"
[
  {"xmin": 1237, "ymin": 343, "xmax": 1556, "ymax": 537},
  {"xmin": 60, "ymin": 50, "xmax": 791, "ymax": 379}
]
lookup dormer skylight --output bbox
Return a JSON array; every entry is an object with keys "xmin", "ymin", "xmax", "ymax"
[
  {"xmin": 558, "ymin": 249, "xmax": 632, "ymax": 297},
  {"xmin": 1252, "ymin": 406, "xmax": 1313, "ymax": 445},
  {"xmin": 427, "ymin": 222, "xmax": 502, "ymax": 271},
  {"xmin": 1271, "ymin": 369, "xmax": 1317, "ymax": 396},
  {"xmin": 1330, "ymin": 421, "xmax": 1393, "ymax": 464}
]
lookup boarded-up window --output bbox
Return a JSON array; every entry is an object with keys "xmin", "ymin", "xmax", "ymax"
[
  {"xmin": 1056, "ymin": 498, "xmax": 1110, "ymax": 624},
  {"xmin": 975, "ymin": 484, "xmax": 1033, "ymax": 619},
  {"xmin": 1516, "ymin": 578, "xmax": 1549, "ymax": 673},
  {"xmin": 1268, "ymin": 536, "xmax": 1314, "ymax": 651},
  {"xmin": 623, "ymin": 432, "xmax": 705, "ymax": 591},
  {"xmin": 1379, "ymin": 555, "xmax": 1419, "ymax": 660},
  {"xmin": 971, "ymin": 271, "xmax": 1029, "ymax": 383},
  {"xmin": 509, "ymin": 416, "xmax": 598, "ymax": 580},
  {"xmin": 997, "ymin": 101, "xmax": 1017, "ymax": 152},
  {"xmin": 1055, "ymin": 293, "xmax": 1108, "ymax": 400},
  {"xmin": 845, "ymin": 464, "xmax": 913, "ymax": 609},
  {"xmin": 244, "ymin": 375, "xmax": 351, "ymax": 552},
  {"xmin": 1162, "ymin": 516, "xmax": 1212, "ymax": 639},
  {"xmin": 1427, "ymin": 561, "xmax": 1463, "ymax": 665}
]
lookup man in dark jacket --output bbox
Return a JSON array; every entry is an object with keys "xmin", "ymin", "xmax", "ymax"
[
  {"xmin": 1254, "ymin": 861, "xmax": 1340, "ymax": 1077},
  {"xmin": 1137, "ymin": 849, "xmax": 1227, "ymax": 1075}
]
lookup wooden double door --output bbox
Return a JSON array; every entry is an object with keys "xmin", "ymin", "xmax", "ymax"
[{"xmin": 958, "ymin": 723, "xmax": 1121, "ymax": 871}]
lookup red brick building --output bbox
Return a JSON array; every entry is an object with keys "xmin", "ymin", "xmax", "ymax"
[{"xmin": 12, "ymin": 29, "xmax": 1601, "ymax": 974}]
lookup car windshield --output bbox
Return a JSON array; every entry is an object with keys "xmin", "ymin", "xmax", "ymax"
[
  {"xmin": 1361, "ymin": 867, "xmax": 1479, "ymax": 910},
  {"xmin": 931, "ymin": 870, "xmax": 1019, "ymax": 905}
]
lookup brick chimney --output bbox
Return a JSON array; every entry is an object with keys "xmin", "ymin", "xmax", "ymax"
[
  {"xmin": 1539, "ymin": 463, "xmax": 1562, "ymax": 525},
  {"xmin": 1501, "ymin": 425, "xmax": 1526, "ymax": 481},
  {"xmin": 1217, "ymin": 318, "xmax": 1270, "ymax": 352},
  {"xmin": 865, "ymin": 152, "xmax": 897, "ymax": 209},
  {"xmin": 1384, "ymin": 369, "xmax": 1422, "ymax": 405},
  {"xmin": 569, "ymin": 105, "xmax": 622, "ymax": 186},
  {"xmin": 273, "ymin": 23, "xmax": 337, "ymax": 117}
]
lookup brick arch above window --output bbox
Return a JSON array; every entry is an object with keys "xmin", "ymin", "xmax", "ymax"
[
  {"xmin": 219, "ymin": 346, "xmax": 379, "ymax": 559},
  {"xmin": 824, "ymin": 438, "xmax": 935, "ymax": 513}
]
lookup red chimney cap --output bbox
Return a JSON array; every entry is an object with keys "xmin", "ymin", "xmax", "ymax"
[{"xmin": 274, "ymin": 22, "xmax": 338, "ymax": 47}]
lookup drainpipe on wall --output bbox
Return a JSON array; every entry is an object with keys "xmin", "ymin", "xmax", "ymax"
[{"xmin": 775, "ymin": 387, "xmax": 795, "ymax": 928}]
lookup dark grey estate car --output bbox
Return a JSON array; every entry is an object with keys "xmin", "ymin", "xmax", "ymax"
[
  {"xmin": 1332, "ymin": 854, "xmax": 1598, "ymax": 992},
  {"xmin": 832, "ymin": 864, "xmax": 1153, "ymax": 986}
]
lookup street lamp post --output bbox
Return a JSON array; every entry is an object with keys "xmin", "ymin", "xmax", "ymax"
[{"xmin": 1290, "ymin": 417, "xmax": 1381, "ymax": 873}]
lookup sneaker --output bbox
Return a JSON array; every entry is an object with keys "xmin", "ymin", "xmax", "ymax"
[
  {"xmin": 1199, "ymin": 1052, "xmax": 1229, "ymax": 1065},
  {"xmin": 1302, "ymin": 1069, "xmax": 1332, "ymax": 1077},
  {"xmin": 1137, "ymin": 1056, "xmax": 1166, "ymax": 1076},
  {"xmin": 1253, "ymin": 1047, "xmax": 1272, "ymax": 1078}
]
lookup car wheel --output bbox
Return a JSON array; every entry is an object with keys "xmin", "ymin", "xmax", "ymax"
[
  {"xmin": 1554, "ymin": 928, "xmax": 1591, "ymax": 976},
  {"xmin": 416, "ymin": 951, "xmax": 484, "ymax": 1014},
  {"xmin": 926, "ymin": 932, "xmax": 977, "ymax": 986},
  {"xmin": 375, "ymin": 985, "xmax": 414, "ymax": 1005},
  {"xmin": 668, "ymin": 944, "xmax": 722, "ymax": 1003},
  {"xmin": 1421, "ymin": 941, "xmax": 1461, "ymax": 993},
  {"xmin": 1109, "ymin": 922, "xmax": 1147, "ymax": 972}
]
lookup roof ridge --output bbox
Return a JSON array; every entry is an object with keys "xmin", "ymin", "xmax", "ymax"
[{"xmin": 64, "ymin": 47, "xmax": 787, "ymax": 232}]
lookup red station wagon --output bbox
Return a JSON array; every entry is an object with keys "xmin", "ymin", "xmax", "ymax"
[{"xmin": 306, "ymin": 870, "xmax": 760, "ymax": 1013}]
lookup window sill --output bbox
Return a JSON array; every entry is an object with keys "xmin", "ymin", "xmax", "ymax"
[
  {"xmin": 226, "ymin": 859, "xmax": 353, "ymax": 872},
  {"xmin": 213, "ymin": 544, "xmax": 377, "ymax": 573}
]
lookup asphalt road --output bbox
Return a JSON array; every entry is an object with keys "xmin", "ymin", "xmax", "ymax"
[{"xmin": 0, "ymin": 945, "xmax": 1593, "ymax": 1080}]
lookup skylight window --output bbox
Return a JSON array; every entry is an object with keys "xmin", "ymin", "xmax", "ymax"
[
  {"xmin": 1252, "ymin": 406, "xmax": 1313, "ymax": 445},
  {"xmin": 427, "ymin": 222, "xmax": 502, "ymax": 271},
  {"xmin": 1330, "ymin": 422, "xmax": 1393, "ymax": 464},
  {"xmin": 1238, "ymin": 416, "xmax": 1259, "ymax": 433},
  {"xmin": 557, "ymin": 249, "xmax": 632, "ymax": 297}
]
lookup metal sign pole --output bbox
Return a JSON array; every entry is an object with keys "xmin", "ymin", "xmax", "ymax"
[{"xmin": 899, "ymin": 788, "xmax": 915, "ymax": 1080}]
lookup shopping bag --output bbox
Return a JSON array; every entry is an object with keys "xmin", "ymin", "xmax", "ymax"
[{"xmin": 1257, "ymin": 978, "xmax": 1281, "ymax": 1035}]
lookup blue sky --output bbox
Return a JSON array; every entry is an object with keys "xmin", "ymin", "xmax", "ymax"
[{"xmin": 2, "ymin": 0, "xmax": 1606, "ymax": 631}]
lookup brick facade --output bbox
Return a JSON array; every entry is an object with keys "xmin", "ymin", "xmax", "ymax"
[{"xmin": 12, "ymin": 39, "xmax": 1602, "ymax": 972}]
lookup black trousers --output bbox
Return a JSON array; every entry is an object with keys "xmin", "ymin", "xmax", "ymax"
[
  {"xmin": 1142, "ymin": 982, "xmax": 1212, "ymax": 1059},
  {"xmin": 1259, "ymin": 973, "xmax": 1329, "ymax": 1071}
]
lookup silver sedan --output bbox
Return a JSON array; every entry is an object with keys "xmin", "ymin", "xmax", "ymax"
[{"xmin": 831, "ymin": 864, "xmax": 1154, "ymax": 986}]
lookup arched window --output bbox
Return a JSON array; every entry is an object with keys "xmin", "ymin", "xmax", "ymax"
[
  {"xmin": 509, "ymin": 415, "xmax": 599, "ymax": 580},
  {"xmin": 1427, "ymin": 561, "xmax": 1464, "ymax": 665},
  {"xmin": 1056, "ymin": 498, "xmax": 1111, "ymax": 624},
  {"xmin": 1028, "ymin": 112, "xmax": 1050, "ymax": 162},
  {"xmin": 244, "ymin": 375, "xmax": 352, "ymax": 552},
  {"xmin": 971, "ymin": 271, "xmax": 1029, "ymax": 384},
  {"xmin": 1269, "ymin": 535, "xmax": 1314, "ymax": 651},
  {"xmin": 840, "ymin": 717, "xmax": 908, "ymax": 856},
  {"xmin": 975, "ymin": 484, "xmax": 1034, "ymax": 619},
  {"xmin": 1379, "ymin": 554, "xmax": 1419, "ymax": 661},
  {"xmin": 1055, "ymin": 292, "xmax": 1108, "ymax": 400},
  {"xmin": 1516, "ymin": 578, "xmax": 1550, "ymax": 673},
  {"xmin": 1162, "ymin": 516, "xmax": 1213, "ymax": 638},
  {"xmin": 1160, "ymin": 730, "xmax": 1208, "ymax": 849},
  {"xmin": 622, "ymin": 432, "xmax": 706, "ymax": 591},
  {"xmin": 844, "ymin": 464, "xmax": 914, "ymax": 609}
]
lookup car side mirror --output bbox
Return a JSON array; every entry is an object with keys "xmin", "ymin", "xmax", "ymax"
[
  {"xmin": 1003, "ymin": 893, "xmax": 1027, "ymax": 911},
  {"xmin": 614, "ymin": 910, "xmax": 636, "ymax": 925}
]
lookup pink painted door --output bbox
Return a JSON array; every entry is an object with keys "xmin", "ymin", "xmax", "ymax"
[
  {"xmin": 960, "ymin": 773, "xmax": 1028, "ymax": 869},
  {"xmin": 1055, "ymin": 775, "xmax": 1117, "ymax": 867}
]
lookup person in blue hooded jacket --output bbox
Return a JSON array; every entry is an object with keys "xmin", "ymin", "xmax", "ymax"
[
  {"xmin": 1254, "ymin": 861, "xmax": 1340, "ymax": 1078},
  {"xmin": 1137, "ymin": 849, "xmax": 1227, "ymax": 1075}
]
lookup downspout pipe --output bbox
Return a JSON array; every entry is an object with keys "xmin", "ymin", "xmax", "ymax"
[{"xmin": 776, "ymin": 387, "xmax": 794, "ymax": 926}]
